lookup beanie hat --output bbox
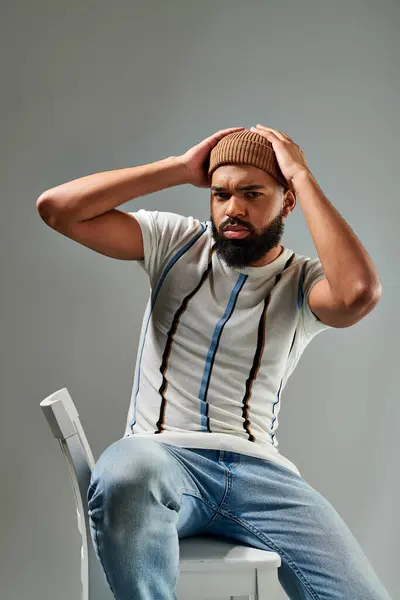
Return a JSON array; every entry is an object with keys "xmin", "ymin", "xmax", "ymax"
[{"xmin": 208, "ymin": 129, "xmax": 291, "ymax": 190}]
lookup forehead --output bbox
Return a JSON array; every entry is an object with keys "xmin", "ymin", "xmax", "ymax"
[{"xmin": 211, "ymin": 165, "xmax": 277, "ymax": 189}]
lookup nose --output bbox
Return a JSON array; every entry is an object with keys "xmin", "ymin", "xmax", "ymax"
[{"xmin": 225, "ymin": 195, "xmax": 246, "ymax": 219}]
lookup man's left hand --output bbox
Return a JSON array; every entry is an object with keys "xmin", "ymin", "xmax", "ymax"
[{"xmin": 250, "ymin": 124, "xmax": 310, "ymax": 187}]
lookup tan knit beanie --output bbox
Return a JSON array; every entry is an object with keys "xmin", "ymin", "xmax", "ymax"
[{"xmin": 208, "ymin": 129, "xmax": 291, "ymax": 190}]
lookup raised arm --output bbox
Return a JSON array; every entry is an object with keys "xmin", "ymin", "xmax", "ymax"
[{"xmin": 36, "ymin": 157, "xmax": 188, "ymax": 261}]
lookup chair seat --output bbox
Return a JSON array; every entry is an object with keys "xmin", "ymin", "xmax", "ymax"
[
  {"xmin": 178, "ymin": 535, "xmax": 281, "ymax": 599},
  {"xmin": 180, "ymin": 535, "xmax": 281, "ymax": 570}
]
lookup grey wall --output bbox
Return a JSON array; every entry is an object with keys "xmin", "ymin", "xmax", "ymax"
[{"xmin": 1, "ymin": 1, "xmax": 398, "ymax": 598}]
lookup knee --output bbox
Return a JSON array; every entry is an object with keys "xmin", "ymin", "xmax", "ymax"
[{"xmin": 89, "ymin": 437, "xmax": 170, "ymax": 501}]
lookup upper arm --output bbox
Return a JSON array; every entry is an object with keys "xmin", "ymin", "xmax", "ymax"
[
  {"xmin": 37, "ymin": 203, "xmax": 144, "ymax": 261},
  {"xmin": 308, "ymin": 277, "xmax": 380, "ymax": 328}
]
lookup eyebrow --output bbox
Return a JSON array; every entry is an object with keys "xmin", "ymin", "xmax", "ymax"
[{"xmin": 211, "ymin": 184, "xmax": 267, "ymax": 191}]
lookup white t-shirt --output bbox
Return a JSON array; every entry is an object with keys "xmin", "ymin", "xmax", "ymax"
[{"xmin": 123, "ymin": 209, "xmax": 332, "ymax": 476}]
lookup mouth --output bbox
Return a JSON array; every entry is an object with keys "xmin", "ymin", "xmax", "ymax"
[{"xmin": 222, "ymin": 225, "xmax": 251, "ymax": 239}]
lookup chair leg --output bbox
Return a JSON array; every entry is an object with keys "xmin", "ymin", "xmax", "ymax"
[{"xmin": 256, "ymin": 568, "xmax": 282, "ymax": 600}]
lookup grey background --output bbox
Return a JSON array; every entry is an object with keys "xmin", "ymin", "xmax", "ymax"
[{"xmin": 1, "ymin": 1, "xmax": 398, "ymax": 599}]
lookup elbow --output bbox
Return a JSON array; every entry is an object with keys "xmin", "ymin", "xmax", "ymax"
[
  {"xmin": 347, "ymin": 279, "xmax": 382, "ymax": 314},
  {"xmin": 36, "ymin": 193, "xmax": 62, "ymax": 227},
  {"xmin": 36, "ymin": 193, "xmax": 50, "ymax": 218},
  {"xmin": 358, "ymin": 279, "xmax": 382, "ymax": 305}
]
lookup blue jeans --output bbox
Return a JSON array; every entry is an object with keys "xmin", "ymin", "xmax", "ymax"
[{"xmin": 87, "ymin": 437, "xmax": 391, "ymax": 600}]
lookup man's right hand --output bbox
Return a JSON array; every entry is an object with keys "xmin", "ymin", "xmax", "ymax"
[{"xmin": 177, "ymin": 127, "xmax": 245, "ymax": 188}]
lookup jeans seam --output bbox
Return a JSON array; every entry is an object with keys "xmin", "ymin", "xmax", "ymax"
[
  {"xmin": 194, "ymin": 468, "xmax": 234, "ymax": 534},
  {"xmin": 177, "ymin": 486, "xmax": 217, "ymax": 510},
  {"xmin": 91, "ymin": 516, "xmax": 118, "ymax": 599},
  {"xmin": 176, "ymin": 488, "xmax": 226, "ymax": 536},
  {"xmin": 161, "ymin": 444, "xmax": 231, "ymax": 514},
  {"xmin": 217, "ymin": 506, "xmax": 322, "ymax": 600},
  {"xmin": 218, "ymin": 466, "xmax": 233, "ymax": 511}
]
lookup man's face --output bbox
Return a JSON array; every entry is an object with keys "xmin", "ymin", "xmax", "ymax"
[{"xmin": 210, "ymin": 165, "xmax": 291, "ymax": 269}]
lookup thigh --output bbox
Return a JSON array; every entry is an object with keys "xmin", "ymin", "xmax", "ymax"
[
  {"xmin": 203, "ymin": 456, "xmax": 391, "ymax": 600},
  {"xmin": 89, "ymin": 437, "xmax": 219, "ymax": 539}
]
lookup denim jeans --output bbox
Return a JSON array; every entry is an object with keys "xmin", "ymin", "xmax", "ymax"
[{"xmin": 87, "ymin": 436, "xmax": 391, "ymax": 600}]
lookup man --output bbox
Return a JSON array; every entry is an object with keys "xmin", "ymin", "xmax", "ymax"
[{"xmin": 37, "ymin": 125, "xmax": 390, "ymax": 599}]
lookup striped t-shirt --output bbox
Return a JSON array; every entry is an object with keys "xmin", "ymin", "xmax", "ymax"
[{"xmin": 123, "ymin": 209, "xmax": 331, "ymax": 476}]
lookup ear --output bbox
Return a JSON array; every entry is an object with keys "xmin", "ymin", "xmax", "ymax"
[{"xmin": 283, "ymin": 188, "xmax": 296, "ymax": 217}]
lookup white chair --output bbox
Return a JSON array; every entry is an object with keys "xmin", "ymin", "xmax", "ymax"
[{"xmin": 40, "ymin": 387, "xmax": 282, "ymax": 600}]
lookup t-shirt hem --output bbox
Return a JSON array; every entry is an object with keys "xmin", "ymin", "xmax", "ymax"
[{"xmin": 122, "ymin": 431, "xmax": 301, "ymax": 477}]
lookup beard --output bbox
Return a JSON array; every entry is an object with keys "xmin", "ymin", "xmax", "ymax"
[{"xmin": 210, "ymin": 210, "xmax": 285, "ymax": 269}]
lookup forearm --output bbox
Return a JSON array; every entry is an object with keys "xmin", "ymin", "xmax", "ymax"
[
  {"xmin": 292, "ymin": 169, "xmax": 381, "ymax": 303},
  {"xmin": 36, "ymin": 156, "xmax": 188, "ymax": 222}
]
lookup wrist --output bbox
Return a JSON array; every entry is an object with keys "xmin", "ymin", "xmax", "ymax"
[
  {"xmin": 167, "ymin": 155, "xmax": 191, "ymax": 186},
  {"xmin": 291, "ymin": 168, "xmax": 315, "ymax": 190}
]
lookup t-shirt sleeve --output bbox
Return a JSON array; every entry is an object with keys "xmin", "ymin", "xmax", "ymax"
[
  {"xmin": 129, "ymin": 209, "xmax": 202, "ymax": 286},
  {"xmin": 299, "ymin": 257, "xmax": 332, "ymax": 338}
]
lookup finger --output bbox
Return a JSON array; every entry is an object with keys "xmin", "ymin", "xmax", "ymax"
[
  {"xmin": 211, "ymin": 127, "xmax": 244, "ymax": 140},
  {"xmin": 255, "ymin": 124, "xmax": 286, "ymax": 140},
  {"xmin": 222, "ymin": 127, "xmax": 245, "ymax": 133},
  {"xmin": 256, "ymin": 126, "xmax": 300, "ymax": 150},
  {"xmin": 256, "ymin": 124, "xmax": 292, "ymax": 143},
  {"xmin": 256, "ymin": 123, "xmax": 286, "ymax": 136},
  {"xmin": 204, "ymin": 128, "xmax": 244, "ymax": 150},
  {"xmin": 250, "ymin": 126, "xmax": 280, "ymax": 142}
]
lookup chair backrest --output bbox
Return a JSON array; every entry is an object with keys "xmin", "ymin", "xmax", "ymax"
[{"xmin": 41, "ymin": 388, "xmax": 114, "ymax": 600}]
